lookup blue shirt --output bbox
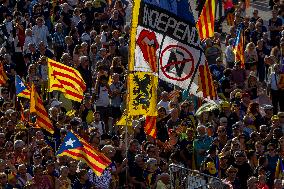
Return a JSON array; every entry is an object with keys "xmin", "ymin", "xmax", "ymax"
[{"xmin": 209, "ymin": 64, "xmax": 225, "ymax": 81}]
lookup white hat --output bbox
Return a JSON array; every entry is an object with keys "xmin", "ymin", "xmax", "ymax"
[{"xmin": 51, "ymin": 99, "xmax": 62, "ymax": 108}]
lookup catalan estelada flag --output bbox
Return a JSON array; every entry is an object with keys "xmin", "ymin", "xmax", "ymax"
[
  {"xmin": 15, "ymin": 75, "xmax": 30, "ymax": 99},
  {"xmin": 196, "ymin": 0, "xmax": 216, "ymax": 40},
  {"xmin": 48, "ymin": 58, "xmax": 86, "ymax": 102},
  {"xmin": 30, "ymin": 84, "xmax": 54, "ymax": 134},
  {"xmin": 275, "ymin": 158, "xmax": 284, "ymax": 179},
  {"xmin": 56, "ymin": 130, "xmax": 111, "ymax": 176},
  {"xmin": 233, "ymin": 27, "xmax": 245, "ymax": 68},
  {"xmin": 144, "ymin": 116, "xmax": 157, "ymax": 139},
  {"xmin": 198, "ymin": 62, "xmax": 217, "ymax": 100},
  {"xmin": 0, "ymin": 63, "xmax": 8, "ymax": 86}
]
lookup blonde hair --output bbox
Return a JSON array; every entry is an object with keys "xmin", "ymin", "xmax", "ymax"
[{"xmin": 246, "ymin": 42, "xmax": 256, "ymax": 51}]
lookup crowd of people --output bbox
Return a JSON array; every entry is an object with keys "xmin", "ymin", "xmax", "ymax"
[{"xmin": 0, "ymin": 0, "xmax": 283, "ymax": 188}]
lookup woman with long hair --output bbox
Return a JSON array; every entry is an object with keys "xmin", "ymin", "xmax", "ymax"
[
  {"xmin": 245, "ymin": 42, "xmax": 258, "ymax": 73},
  {"xmin": 246, "ymin": 102, "xmax": 264, "ymax": 130}
]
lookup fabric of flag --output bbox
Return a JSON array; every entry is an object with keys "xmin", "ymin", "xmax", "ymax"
[
  {"xmin": 226, "ymin": 12, "xmax": 234, "ymax": 26},
  {"xmin": 48, "ymin": 58, "xmax": 86, "ymax": 102},
  {"xmin": 275, "ymin": 158, "xmax": 284, "ymax": 179},
  {"xmin": 245, "ymin": 0, "xmax": 250, "ymax": 8},
  {"xmin": 196, "ymin": 0, "xmax": 216, "ymax": 40},
  {"xmin": 30, "ymin": 84, "xmax": 54, "ymax": 134},
  {"xmin": 233, "ymin": 27, "xmax": 245, "ymax": 68},
  {"xmin": 56, "ymin": 130, "xmax": 111, "ymax": 176},
  {"xmin": 128, "ymin": 72, "xmax": 158, "ymax": 116},
  {"xmin": 0, "ymin": 63, "xmax": 8, "ymax": 86},
  {"xmin": 198, "ymin": 62, "xmax": 217, "ymax": 100},
  {"xmin": 144, "ymin": 116, "xmax": 157, "ymax": 138},
  {"xmin": 15, "ymin": 75, "xmax": 30, "ymax": 99},
  {"xmin": 116, "ymin": 112, "xmax": 132, "ymax": 127}
]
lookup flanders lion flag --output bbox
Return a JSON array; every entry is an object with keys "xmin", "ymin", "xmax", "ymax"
[{"xmin": 128, "ymin": 72, "xmax": 157, "ymax": 116}]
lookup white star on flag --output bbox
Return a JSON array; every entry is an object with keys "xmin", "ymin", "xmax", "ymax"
[
  {"xmin": 65, "ymin": 138, "xmax": 76, "ymax": 147},
  {"xmin": 19, "ymin": 81, "xmax": 25, "ymax": 87}
]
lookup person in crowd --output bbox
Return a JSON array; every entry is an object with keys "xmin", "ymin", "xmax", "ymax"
[{"xmin": 0, "ymin": 1, "xmax": 282, "ymax": 188}]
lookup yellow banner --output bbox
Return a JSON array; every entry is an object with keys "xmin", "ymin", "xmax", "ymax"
[{"xmin": 128, "ymin": 72, "xmax": 157, "ymax": 116}]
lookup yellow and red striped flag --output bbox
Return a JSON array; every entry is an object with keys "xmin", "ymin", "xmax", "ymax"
[
  {"xmin": 198, "ymin": 62, "xmax": 217, "ymax": 100},
  {"xmin": 227, "ymin": 12, "xmax": 235, "ymax": 26},
  {"xmin": 30, "ymin": 84, "xmax": 54, "ymax": 134},
  {"xmin": 144, "ymin": 116, "xmax": 157, "ymax": 139},
  {"xmin": 48, "ymin": 58, "xmax": 86, "ymax": 102},
  {"xmin": 56, "ymin": 130, "xmax": 111, "ymax": 176},
  {"xmin": 0, "ymin": 63, "xmax": 8, "ymax": 86},
  {"xmin": 233, "ymin": 27, "xmax": 245, "ymax": 68},
  {"xmin": 196, "ymin": 0, "xmax": 216, "ymax": 40}
]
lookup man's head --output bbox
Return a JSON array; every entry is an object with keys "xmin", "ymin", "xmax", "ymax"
[
  {"xmin": 80, "ymin": 13, "xmax": 86, "ymax": 22},
  {"xmin": 217, "ymin": 126, "xmax": 226, "ymax": 137},
  {"xmin": 79, "ymin": 56, "xmax": 89, "ymax": 68},
  {"xmin": 253, "ymin": 9, "xmax": 258, "ymax": 17},
  {"xmin": 234, "ymin": 151, "xmax": 246, "ymax": 165},
  {"xmin": 197, "ymin": 125, "xmax": 206, "ymax": 137},
  {"xmin": 77, "ymin": 169, "xmax": 88, "ymax": 182},
  {"xmin": 36, "ymin": 17, "xmax": 44, "ymax": 26},
  {"xmin": 219, "ymin": 117, "xmax": 228, "ymax": 127},
  {"xmin": 129, "ymin": 139, "xmax": 139, "ymax": 154},
  {"xmin": 247, "ymin": 176, "xmax": 258, "ymax": 189},
  {"xmin": 94, "ymin": 112, "xmax": 101, "ymax": 122}
]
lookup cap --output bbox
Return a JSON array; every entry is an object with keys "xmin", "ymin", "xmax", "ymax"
[
  {"xmin": 50, "ymin": 99, "xmax": 62, "ymax": 108},
  {"xmin": 263, "ymin": 104, "xmax": 273, "ymax": 111},
  {"xmin": 235, "ymin": 92, "xmax": 242, "ymax": 98},
  {"xmin": 271, "ymin": 115, "xmax": 279, "ymax": 121}
]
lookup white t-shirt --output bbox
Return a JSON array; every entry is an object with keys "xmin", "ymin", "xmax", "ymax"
[
  {"xmin": 96, "ymin": 86, "xmax": 110, "ymax": 107},
  {"xmin": 90, "ymin": 121, "xmax": 105, "ymax": 135}
]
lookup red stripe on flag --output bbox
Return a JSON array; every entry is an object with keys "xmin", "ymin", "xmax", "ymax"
[
  {"xmin": 197, "ymin": 22, "xmax": 203, "ymax": 39},
  {"xmin": 199, "ymin": 65, "xmax": 207, "ymax": 98},
  {"xmin": 78, "ymin": 147, "xmax": 111, "ymax": 165},
  {"xmin": 37, "ymin": 117, "xmax": 53, "ymax": 130},
  {"xmin": 52, "ymin": 70, "xmax": 86, "ymax": 90},
  {"xmin": 205, "ymin": 62, "xmax": 214, "ymax": 98},
  {"xmin": 208, "ymin": 0, "xmax": 214, "ymax": 32},
  {"xmin": 51, "ymin": 84, "xmax": 83, "ymax": 100},
  {"xmin": 49, "ymin": 62, "xmax": 82, "ymax": 79},
  {"xmin": 64, "ymin": 150, "xmax": 105, "ymax": 173},
  {"xmin": 202, "ymin": 3, "xmax": 209, "ymax": 38}
]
